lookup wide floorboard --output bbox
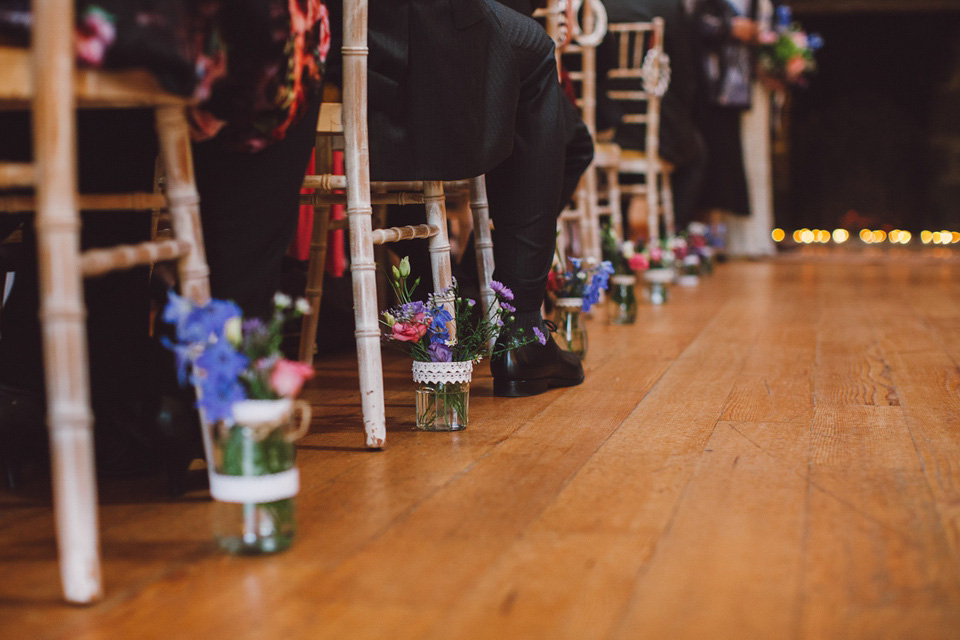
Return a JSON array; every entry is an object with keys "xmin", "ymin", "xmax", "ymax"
[{"xmin": 2, "ymin": 246, "xmax": 960, "ymax": 639}]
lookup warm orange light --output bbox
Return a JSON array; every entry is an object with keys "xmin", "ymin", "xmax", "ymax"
[
  {"xmin": 889, "ymin": 230, "xmax": 901, "ymax": 243},
  {"xmin": 771, "ymin": 228, "xmax": 786, "ymax": 242},
  {"xmin": 899, "ymin": 231, "xmax": 912, "ymax": 244},
  {"xmin": 921, "ymin": 230, "xmax": 933, "ymax": 244},
  {"xmin": 800, "ymin": 229, "xmax": 815, "ymax": 244},
  {"xmin": 816, "ymin": 229, "xmax": 830, "ymax": 243},
  {"xmin": 933, "ymin": 231, "xmax": 943, "ymax": 244},
  {"xmin": 859, "ymin": 229, "xmax": 873, "ymax": 243},
  {"xmin": 792, "ymin": 229, "xmax": 803, "ymax": 243},
  {"xmin": 952, "ymin": 232, "xmax": 960, "ymax": 244},
  {"xmin": 833, "ymin": 229, "xmax": 849, "ymax": 243},
  {"xmin": 872, "ymin": 230, "xmax": 887, "ymax": 243}
]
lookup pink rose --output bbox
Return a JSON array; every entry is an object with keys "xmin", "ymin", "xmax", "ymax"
[
  {"xmin": 628, "ymin": 254, "xmax": 650, "ymax": 271},
  {"xmin": 270, "ymin": 359, "xmax": 315, "ymax": 398},
  {"xmin": 786, "ymin": 55, "xmax": 807, "ymax": 81},
  {"xmin": 392, "ymin": 320, "xmax": 429, "ymax": 343}
]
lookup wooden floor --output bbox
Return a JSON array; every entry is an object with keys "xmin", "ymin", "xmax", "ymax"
[{"xmin": 3, "ymin": 246, "xmax": 960, "ymax": 639}]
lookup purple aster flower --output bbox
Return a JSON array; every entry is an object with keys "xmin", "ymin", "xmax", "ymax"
[
  {"xmin": 428, "ymin": 342, "xmax": 453, "ymax": 362},
  {"xmin": 490, "ymin": 280, "xmax": 514, "ymax": 301},
  {"xmin": 533, "ymin": 326, "xmax": 547, "ymax": 345},
  {"xmin": 500, "ymin": 301, "xmax": 516, "ymax": 313}
]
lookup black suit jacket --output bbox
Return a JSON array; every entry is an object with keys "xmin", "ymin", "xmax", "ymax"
[{"xmin": 360, "ymin": 0, "xmax": 521, "ymax": 181}]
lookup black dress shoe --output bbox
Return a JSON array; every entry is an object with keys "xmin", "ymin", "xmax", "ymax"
[{"xmin": 491, "ymin": 333, "xmax": 585, "ymax": 397}]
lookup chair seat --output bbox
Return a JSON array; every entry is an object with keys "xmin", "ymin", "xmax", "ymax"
[
  {"xmin": 618, "ymin": 148, "xmax": 674, "ymax": 173},
  {"xmin": 594, "ymin": 141, "xmax": 621, "ymax": 167},
  {"xmin": 0, "ymin": 46, "xmax": 190, "ymax": 108}
]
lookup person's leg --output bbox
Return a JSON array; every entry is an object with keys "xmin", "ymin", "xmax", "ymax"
[
  {"xmin": 192, "ymin": 98, "xmax": 322, "ymax": 319},
  {"xmin": 483, "ymin": 2, "xmax": 584, "ymax": 396},
  {"xmin": 484, "ymin": 1, "xmax": 566, "ymax": 319}
]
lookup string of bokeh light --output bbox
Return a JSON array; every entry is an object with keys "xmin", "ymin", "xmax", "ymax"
[{"xmin": 771, "ymin": 228, "xmax": 960, "ymax": 245}]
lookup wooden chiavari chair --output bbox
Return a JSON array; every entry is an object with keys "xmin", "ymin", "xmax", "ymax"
[
  {"xmin": 605, "ymin": 18, "xmax": 676, "ymax": 242},
  {"xmin": 295, "ymin": 0, "xmax": 495, "ymax": 448},
  {"xmin": 0, "ymin": 1, "xmax": 210, "ymax": 603}
]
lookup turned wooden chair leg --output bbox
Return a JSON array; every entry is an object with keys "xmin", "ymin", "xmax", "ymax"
[
  {"xmin": 299, "ymin": 136, "xmax": 334, "ymax": 363},
  {"xmin": 661, "ymin": 167, "xmax": 676, "ymax": 238},
  {"xmin": 605, "ymin": 165, "xmax": 623, "ymax": 242},
  {"xmin": 468, "ymin": 175, "xmax": 495, "ymax": 314},
  {"xmin": 34, "ymin": 0, "xmax": 101, "ymax": 604},
  {"xmin": 155, "ymin": 105, "xmax": 210, "ymax": 305},
  {"xmin": 646, "ymin": 170, "xmax": 660, "ymax": 243}
]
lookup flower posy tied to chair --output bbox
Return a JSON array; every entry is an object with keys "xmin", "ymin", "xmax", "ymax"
[
  {"xmin": 381, "ymin": 256, "xmax": 543, "ymax": 431},
  {"xmin": 757, "ymin": 4, "xmax": 823, "ymax": 89},
  {"xmin": 161, "ymin": 292, "xmax": 315, "ymax": 554}
]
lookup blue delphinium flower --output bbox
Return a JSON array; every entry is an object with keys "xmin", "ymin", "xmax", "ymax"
[
  {"xmin": 775, "ymin": 4, "xmax": 791, "ymax": 29},
  {"xmin": 428, "ymin": 307, "xmax": 453, "ymax": 342},
  {"xmin": 192, "ymin": 339, "xmax": 249, "ymax": 422},
  {"xmin": 490, "ymin": 280, "xmax": 514, "ymax": 301},
  {"xmin": 807, "ymin": 33, "xmax": 824, "ymax": 50},
  {"xmin": 195, "ymin": 371, "xmax": 247, "ymax": 423},
  {"xmin": 181, "ymin": 298, "xmax": 242, "ymax": 344}
]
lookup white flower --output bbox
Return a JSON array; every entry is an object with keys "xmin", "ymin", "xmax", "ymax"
[
  {"xmin": 688, "ymin": 221, "xmax": 708, "ymax": 236},
  {"xmin": 295, "ymin": 298, "xmax": 312, "ymax": 315},
  {"xmin": 621, "ymin": 241, "xmax": 635, "ymax": 259},
  {"xmin": 273, "ymin": 292, "xmax": 292, "ymax": 308},
  {"xmin": 224, "ymin": 316, "xmax": 243, "ymax": 346}
]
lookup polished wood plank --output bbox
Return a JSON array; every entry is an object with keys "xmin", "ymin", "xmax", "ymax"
[{"xmin": 3, "ymin": 248, "xmax": 960, "ymax": 639}]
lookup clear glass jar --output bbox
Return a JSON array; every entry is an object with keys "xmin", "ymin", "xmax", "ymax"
[
  {"xmin": 643, "ymin": 268, "xmax": 674, "ymax": 305},
  {"xmin": 412, "ymin": 361, "xmax": 473, "ymax": 431},
  {"xmin": 208, "ymin": 399, "xmax": 310, "ymax": 554},
  {"xmin": 608, "ymin": 274, "xmax": 638, "ymax": 324},
  {"xmin": 555, "ymin": 298, "xmax": 587, "ymax": 359}
]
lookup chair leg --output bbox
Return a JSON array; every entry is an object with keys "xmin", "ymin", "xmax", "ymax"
[
  {"xmin": 299, "ymin": 136, "xmax": 334, "ymax": 363},
  {"xmin": 299, "ymin": 202, "xmax": 332, "ymax": 363},
  {"xmin": 582, "ymin": 163, "xmax": 602, "ymax": 263},
  {"xmin": 661, "ymin": 168, "xmax": 676, "ymax": 238},
  {"xmin": 155, "ymin": 105, "xmax": 210, "ymax": 306},
  {"xmin": 646, "ymin": 169, "xmax": 659, "ymax": 243},
  {"xmin": 34, "ymin": 0, "xmax": 101, "ymax": 603},
  {"xmin": 423, "ymin": 180, "xmax": 453, "ymax": 294},
  {"xmin": 605, "ymin": 165, "xmax": 622, "ymax": 242},
  {"xmin": 468, "ymin": 175, "xmax": 496, "ymax": 314}
]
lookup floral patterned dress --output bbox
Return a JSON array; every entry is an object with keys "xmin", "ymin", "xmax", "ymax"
[{"xmin": 0, "ymin": 0, "xmax": 330, "ymax": 152}]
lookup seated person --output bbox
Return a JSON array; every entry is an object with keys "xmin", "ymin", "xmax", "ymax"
[
  {"xmin": 0, "ymin": 0, "xmax": 329, "ymax": 492},
  {"xmin": 332, "ymin": 0, "xmax": 589, "ymax": 397}
]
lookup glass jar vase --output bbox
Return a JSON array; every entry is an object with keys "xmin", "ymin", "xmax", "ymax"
[
  {"xmin": 554, "ymin": 297, "xmax": 587, "ymax": 359},
  {"xmin": 643, "ymin": 268, "xmax": 674, "ymax": 305},
  {"xmin": 412, "ymin": 360, "xmax": 474, "ymax": 431},
  {"xmin": 206, "ymin": 398, "xmax": 311, "ymax": 555},
  {"xmin": 608, "ymin": 274, "xmax": 638, "ymax": 324}
]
